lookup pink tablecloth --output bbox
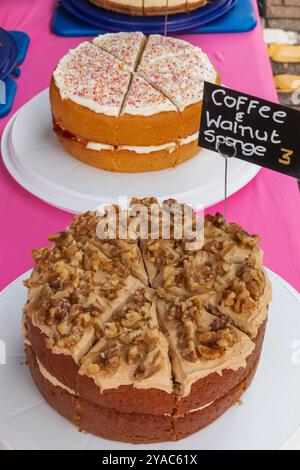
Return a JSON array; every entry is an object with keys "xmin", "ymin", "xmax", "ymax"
[{"xmin": 0, "ymin": 0, "xmax": 300, "ymax": 292}]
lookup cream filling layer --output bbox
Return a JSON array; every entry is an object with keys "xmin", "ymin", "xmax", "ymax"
[
  {"xmin": 86, "ymin": 132, "xmax": 199, "ymax": 154},
  {"xmin": 165, "ymin": 401, "xmax": 214, "ymax": 417},
  {"xmin": 35, "ymin": 355, "xmax": 214, "ymax": 417},
  {"xmin": 36, "ymin": 358, "xmax": 76, "ymax": 396},
  {"xmin": 22, "ymin": 312, "xmax": 31, "ymax": 346}
]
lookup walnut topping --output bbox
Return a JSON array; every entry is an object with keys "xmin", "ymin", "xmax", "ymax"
[
  {"xmin": 46, "ymin": 299, "xmax": 70, "ymax": 326},
  {"xmin": 235, "ymin": 230, "xmax": 260, "ymax": 248},
  {"xmin": 210, "ymin": 316, "xmax": 228, "ymax": 331},
  {"xmin": 121, "ymin": 310, "xmax": 142, "ymax": 329},
  {"xmin": 57, "ymin": 320, "xmax": 72, "ymax": 336},
  {"xmin": 104, "ymin": 322, "xmax": 121, "ymax": 338},
  {"xmin": 162, "ymin": 289, "xmax": 240, "ymax": 363},
  {"xmin": 127, "ymin": 344, "xmax": 140, "ymax": 364},
  {"xmin": 182, "ymin": 320, "xmax": 239, "ymax": 362},
  {"xmin": 204, "ymin": 213, "xmax": 261, "ymax": 255},
  {"xmin": 198, "ymin": 328, "xmax": 237, "ymax": 349},
  {"xmin": 92, "ymin": 342, "xmax": 122, "ymax": 375},
  {"xmin": 183, "ymin": 254, "xmax": 215, "ymax": 294},
  {"xmin": 162, "ymin": 265, "xmax": 180, "ymax": 288},
  {"xmin": 126, "ymin": 330, "xmax": 162, "ymax": 380},
  {"xmin": 237, "ymin": 259, "xmax": 266, "ymax": 301},
  {"xmin": 221, "ymin": 280, "xmax": 256, "ymax": 315},
  {"xmin": 147, "ymin": 240, "xmax": 183, "ymax": 269},
  {"xmin": 205, "ymin": 213, "xmax": 226, "ymax": 230},
  {"xmin": 130, "ymin": 196, "xmax": 158, "ymax": 207},
  {"xmin": 25, "ymin": 202, "xmax": 268, "ymax": 386},
  {"xmin": 133, "ymin": 350, "xmax": 162, "ymax": 380}
]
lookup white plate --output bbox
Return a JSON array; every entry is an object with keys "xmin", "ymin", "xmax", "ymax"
[
  {"xmin": 0, "ymin": 269, "xmax": 300, "ymax": 450},
  {"xmin": 1, "ymin": 89, "xmax": 261, "ymax": 214}
]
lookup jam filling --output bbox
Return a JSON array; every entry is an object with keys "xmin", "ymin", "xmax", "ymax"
[{"xmin": 53, "ymin": 119, "xmax": 79, "ymax": 142}]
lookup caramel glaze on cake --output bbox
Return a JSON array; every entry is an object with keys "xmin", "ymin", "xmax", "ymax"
[
  {"xmin": 50, "ymin": 33, "xmax": 220, "ymax": 172},
  {"xmin": 23, "ymin": 198, "xmax": 272, "ymax": 443},
  {"xmin": 89, "ymin": 0, "xmax": 208, "ymax": 16}
]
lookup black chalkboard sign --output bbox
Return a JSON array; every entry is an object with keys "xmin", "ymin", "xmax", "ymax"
[{"xmin": 199, "ymin": 82, "xmax": 300, "ymax": 179}]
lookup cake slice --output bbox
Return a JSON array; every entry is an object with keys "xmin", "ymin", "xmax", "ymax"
[
  {"xmin": 130, "ymin": 197, "xmax": 186, "ymax": 285},
  {"xmin": 53, "ymin": 42, "xmax": 131, "ymax": 117},
  {"xmin": 140, "ymin": 239, "xmax": 185, "ymax": 287},
  {"xmin": 138, "ymin": 52, "xmax": 217, "ymax": 111},
  {"xmin": 94, "ymin": 204, "xmax": 148, "ymax": 285},
  {"xmin": 155, "ymin": 291, "xmax": 257, "ymax": 413},
  {"xmin": 209, "ymin": 260, "xmax": 272, "ymax": 340},
  {"xmin": 24, "ymin": 216, "xmax": 145, "ymax": 393},
  {"xmin": 138, "ymin": 34, "xmax": 198, "ymax": 68},
  {"xmin": 54, "ymin": 67, "xmax": 131, "ymax": 117},
  {"xmin": 78, "ymin": 287, "xmax": 175, "ymax": 414},
  {"xmin": 156, "ymin": 214, "xmax": 271, "ymax": 339},
  {"xmin": 122, "ymin": 74, "xmax": 177, "ymax": 117},
  {"xmin": 176, "ymin": 52, "xmax": 218, "ymax": 83},
  {"xmin": 135, "ymin": 197, "xmax": 202, "ymax": 287},
  {"xmin": 98, "ymin": 239, "xmax": 148, "ymax": 286},
  {"xmin": 138, "ymin": 46, "xmax": 217, "ymax": 112},
  {"xmin": 93, "ymin": 32, "xmax": 146, "ymax": 71},
  {"xmin": 119, "ymin": 74, "xmax": 181, "ymax": 145}
]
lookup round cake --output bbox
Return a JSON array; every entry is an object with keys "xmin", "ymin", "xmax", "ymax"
[
  {"xmin": 89, "ymin": 0, "xmax": 208, "ymax": 16},
  {"xmin": 23, "ymin": 198, "xmax": 272, "ymax": 443},
  {"xmin": 50, "ymin": 33, "xmax": 219, "ymax": 173}
]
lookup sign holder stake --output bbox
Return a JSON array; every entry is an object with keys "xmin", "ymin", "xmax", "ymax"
[
  {"xmin": 164, "ymin": 0, "xmax": 169, "ymax": 36},
  {"xmin": 216, "ymin": 139, "xmax": 237, "ymax": 222}
]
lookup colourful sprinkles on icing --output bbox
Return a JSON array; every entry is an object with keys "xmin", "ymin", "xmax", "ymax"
[
  {"xmin": 122, "ymin": 74, "xmax": 176, "ymax": 116},
  {"xmin": 93, "ymin": 32, "xmax": 146, "ymax": 71},
  {"xmin": 53, "ymin": 42, "xmax": 131, "ymax": 116},
  {"xmin": 139, "ymin": 34, "xmax": 197, "ymax": 67},
  {"xmin": 138, "ymin": 52, "xmax": 217, "ymax": 111},
  {"xmin": 53, "ymin": 33, "xmax": 217, "ymax": 116}
]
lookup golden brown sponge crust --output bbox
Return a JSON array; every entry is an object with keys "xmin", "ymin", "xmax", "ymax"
[
  {"xmin": 57, "ymin": 134, "xmax": 200, "ymax": 173},
  {"xmin": 25, "ymin": 316, "xmax": 266, "ymax": 418},
  {"xmin": 25, "ymin": 343, "xmax": 259, "ymax": 444}
]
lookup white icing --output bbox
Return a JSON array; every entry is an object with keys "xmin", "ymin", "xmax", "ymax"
[
  {"xmin": 87, "ymin": 142, "xmax": 115, "ymax": 151},
  {"xmin": 165, "ymin": 401, "xmax": 214, "ymax": 417},
  {"xmin": 85, "ymin": 132, "xmax": 199, "ymax": 154},
  {"xmin": 123, "ymin": 100, "xmax": 176, "ymax": 116},
  {"xmin": 63, "ymin": 96, "xmax": 122, "ymax": 117},
  {"xmin": 187, "ymin": 401, "xmax": 214, "ymax": 414},
  {"xmin": 180, "ymin": 132, "xmax": 199, "ymax": 145},
  {"xmin": 118, "ymin": 142, "xmax": 177, "ymax": 154},
  {"xmin": 54, "ymin": 35, "xmax": 217, "ymax": 116}
]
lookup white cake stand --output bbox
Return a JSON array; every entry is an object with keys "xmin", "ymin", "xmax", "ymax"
[
  {"xmin": 1, "ymin": 89, "xmax": 261, "ymax": 214},
  {"xmin": 0, "ymin": 268, "xmax": 299, "ymax": 450}
]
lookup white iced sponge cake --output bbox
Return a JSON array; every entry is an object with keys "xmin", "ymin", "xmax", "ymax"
[{"xmin": 50, "ymin": 32, "xmax": 219, "ymax": 173}]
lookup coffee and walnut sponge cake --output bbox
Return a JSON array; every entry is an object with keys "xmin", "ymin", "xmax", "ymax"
[
  {"xmin": 23, "ymin": 199, "xmax": 272, "ymax": 443},
  {"xmin": 50, "ymin": 32, "xmax": 219, "ymax": 172}
]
